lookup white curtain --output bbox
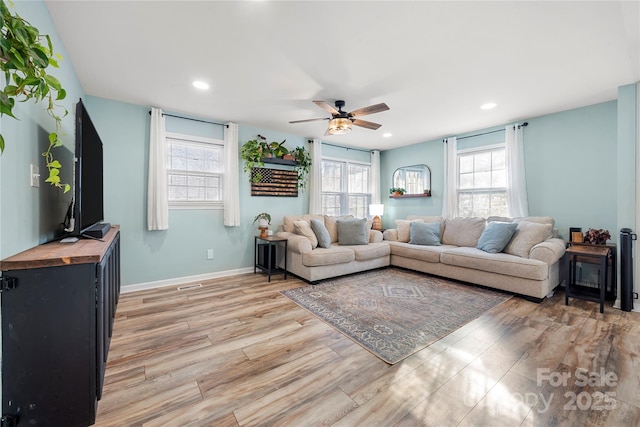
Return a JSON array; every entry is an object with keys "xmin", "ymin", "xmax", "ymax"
[
  {"xmin": 441, "ymin": 137, "xmax": 457, "ymax": 218},
  {"xmin": 506, "ymin": 124, "xmax": 529, "ymax": 217},
  {"xmin": 370, "ymin": 150, "xmax": 381, "ymax": 204},
  {"xmin": 223, "ymin": 122, "xmax": 240, "ymax": 226},
  {"xmin": 308, "ymin": 138, "xmax": 323, "ymax": 214},
  {"xmin": 147, "ymin": 107, "xmax": 169, "ymax": 230}
]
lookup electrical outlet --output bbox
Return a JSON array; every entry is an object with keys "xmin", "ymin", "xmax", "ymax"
[
  {"xmin": 207, "ymin": 249, "xmax": 214, "ymax": 260},
  {"xmin": 30, "ymin": 164, "xmax": 40, "ymax": 188}
]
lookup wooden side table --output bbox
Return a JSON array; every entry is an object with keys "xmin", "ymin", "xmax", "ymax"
[
  {"xmin": 564, "ymin": 244, "xmax": 611, "ymax": 313},
  {"xmin": 254, "ymin": 236, "xmax": 288, "ymax": 282}
]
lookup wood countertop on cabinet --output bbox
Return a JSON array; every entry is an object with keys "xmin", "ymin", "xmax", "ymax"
[{"xmin": 0, "ymin": 225, "xmax": 120, "ymax": 271}]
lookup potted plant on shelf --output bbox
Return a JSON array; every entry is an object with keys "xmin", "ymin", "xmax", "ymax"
[
  {"xmin": 390, "ymin": 187, "xmax": 406, "ymax": 197},
  {"xmin": 0, "ymin": 0, "xmax": 70, "ymax": 192},
  {"xmin": 292, "ymin": 145, "xmax": 311, "ymax": 190},
  {"xmin": 241, "ymin": 138, "xmax": 269, "ymax": 182},
  {"xmin": 253, "ymin": 212, "xmax": 271, "ymax": 238}
]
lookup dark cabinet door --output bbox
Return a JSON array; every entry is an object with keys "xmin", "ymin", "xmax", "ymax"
[{"xmin": 2, "ymin": 264, "xmax": 97, "ymax": 427}]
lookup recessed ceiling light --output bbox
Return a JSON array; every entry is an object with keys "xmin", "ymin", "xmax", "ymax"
[
  {"xmin": 383, "ymin": 132, "xmax": 392, "ymax": 138},
  {"xmin": 192, "ymin": 81, "xmax": 210, "ymax": 90},
  {"xmin": 480, "ymin": 102, "xmax": 497, "ymax": 110}
]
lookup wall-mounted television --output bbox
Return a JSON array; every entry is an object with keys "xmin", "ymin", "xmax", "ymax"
[{"xmin": 69, "ymin": 99, "xmax": 109, "ymax": 238}]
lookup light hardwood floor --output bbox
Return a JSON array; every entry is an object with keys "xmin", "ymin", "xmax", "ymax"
[{"xmin": 94, "ymin": 270, "xmax": 640, "ymax": 427}]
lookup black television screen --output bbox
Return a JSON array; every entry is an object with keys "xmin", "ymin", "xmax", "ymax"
[{"xmin": 72, "ymin": 99, "xmax": 104, "ymax": 235}]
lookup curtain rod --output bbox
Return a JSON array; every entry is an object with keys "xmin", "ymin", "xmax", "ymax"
[
  {"xmin": 308, "ymin": 139, "xmax": 372, "ymax": 153},
  {"xmin": 453, "ymin": 122, "xmax": 528, "ymax": 141},
  {"xmin": 148, "ymin": 110, "xmax": 228, "ymax": 128}
]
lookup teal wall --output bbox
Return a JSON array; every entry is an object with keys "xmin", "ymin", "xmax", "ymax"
[
  {"xmin": 0, "ymin": 0, "xmax": 84, "ymax": 260},
  {"xmin": 380, "ymin": 101, "xmax": 620, "ymax": 241}
]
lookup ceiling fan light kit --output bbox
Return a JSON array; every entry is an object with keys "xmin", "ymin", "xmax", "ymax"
[
  {"xmin": 290, "ymin": 99, "xmax": 389, "ymax": 136},
  {"xmin": 328, "ymin": 117, "xmax": 352, "ymax": 135}
]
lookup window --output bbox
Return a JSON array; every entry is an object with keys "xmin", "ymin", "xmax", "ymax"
[
  {"xmin": 321, "ymin": 159, "xmax": 371, "ymax": 217},
  {"xmin": 166, "ymin": 133, "xmax": 223, "ymax": 209},
  {"xmin": 457, "ymin": 145, "xmax": 508, "ymax": 217}
]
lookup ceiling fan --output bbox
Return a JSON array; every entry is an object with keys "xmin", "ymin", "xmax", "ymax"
[{"xmin": 289, "ymin": 100, "xmax": 390, "ymax": 136}]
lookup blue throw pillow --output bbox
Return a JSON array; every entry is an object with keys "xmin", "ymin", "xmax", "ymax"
[
  {"xmin": 337, "ymin": 218, "xmax": 368, "ymax": 245},
  {"xmin": 477, "ymin": 221, "xmax": 518, "ymax": 253},
  {"xmin": 409, "ymin": 221, "xmax": 441, "ymax": 246},
  {"xmin": 310, "ymin": 219, "xmax": 331, "ymax": 248}
]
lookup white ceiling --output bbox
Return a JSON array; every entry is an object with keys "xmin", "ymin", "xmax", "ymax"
[{"xmin": 45, "ymin": 1, "xmax": 639, "ymax": 150}]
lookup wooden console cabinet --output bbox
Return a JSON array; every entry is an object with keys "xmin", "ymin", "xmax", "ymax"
[{"xmin": 0, "ymin": 226, "xmax": 120, "ymax": 427}]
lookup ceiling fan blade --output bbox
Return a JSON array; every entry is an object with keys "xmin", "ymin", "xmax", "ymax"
[
  {"xmin": 349, "ymin": 103, "xmax": 390, "ymax": 117},
  {"xmin": 289, "ymin": 117, "xmax": 329, "ymax": 124},
  {"xmin": 352, "ymin": 119, "xmax": 382, "ymax": 130},
  {"xmin": 313, "ymin": 100, "xmax": 339, "ymax": 115}
]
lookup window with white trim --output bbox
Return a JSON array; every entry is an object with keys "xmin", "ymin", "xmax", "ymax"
[
  {"xmin": 321, "ymin": 159, "xmax": 371, "ymax": 217},
  {"xmin": 457, "ymin": 145, "xmax": 508, "ymax": 217},
  {"xmin": 166, "ymin": 133, "xmax": 223, "ymax": 209}
]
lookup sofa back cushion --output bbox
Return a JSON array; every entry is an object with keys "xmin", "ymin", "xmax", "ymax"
[
  {"xmin": 503, "ymin": 221, "xmax": 553, "ymax": 258},
  {"xmin": 476, "ymin": 221, "xmax": 518, "ymax": 253},
  {"xmin": 442, "ymin": 217, "xmax": 486, "ymax": 247},
  {"xmin": 337, "ymin": 218, "xmax": 369, "ymax": 245},
  {"xmin": 409, "ymin": 221, "xmax": 442, "ymax": 246}
]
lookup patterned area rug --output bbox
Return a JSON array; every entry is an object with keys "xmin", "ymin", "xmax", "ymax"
[{"xmin": 281, "ymin": 268, "xmax": 511, "ymax": 364}]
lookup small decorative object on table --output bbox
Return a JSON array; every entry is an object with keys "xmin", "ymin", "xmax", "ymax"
[
  {"xmin": 253, "ymin": 212, "xmax": 271, "ymax": 238},
  {"xmin": 584, "ymin": 228, "xmax": 611, "ymax": 245},
  {"xmin": 369, "ymin": 204, "xmax": 384, "ymax": 230}
]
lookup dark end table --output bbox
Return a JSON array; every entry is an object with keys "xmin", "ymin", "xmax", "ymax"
[{"xmin": 254, "ymin": 236, "xmax": 288, "ymax": 282}]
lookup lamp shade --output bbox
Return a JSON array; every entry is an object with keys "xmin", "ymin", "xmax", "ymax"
[{"xmin": 369, "ymin": 204, "xmax": 384, "ymax": 216}]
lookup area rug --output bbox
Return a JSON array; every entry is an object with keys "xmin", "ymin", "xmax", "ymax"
[{"xmin": 280, "ymin": 268, "xmax": 511, "ymax": 364}]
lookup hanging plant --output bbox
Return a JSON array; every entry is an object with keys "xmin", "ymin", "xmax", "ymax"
[
  {"xmin": 0, "ymin": 0, "xmax": 70, "ymax": 192},
  {"xmin": 292, "ymin": 145, "xmax": 311, "ymax": 190}
]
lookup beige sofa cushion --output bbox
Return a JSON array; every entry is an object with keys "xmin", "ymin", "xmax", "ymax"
[
  {"xmin": 302, "ymin": 246, "xmax": 355, "ymax": 267},
  {"xmin": 350, "ymin": 242, "xmax": 390, "ymax": 261},
  {"xmin": 293, "ymin": 220, "xmax": 318, "ymax": 248},
  {"xmin": 324, "ymin": 215, "xmax": 354, "ymax": 243},
  {"xmin": 395, "ymin": 219, "xmax": 424, "ymax": 243},
  {"xmin": 442, "ymin": 217, "xmax": 486, "ymax": 247},
  {"xmin": 441, "ymin": 247, "xmax": 548, "ymax": 281},
  {"xmin": 283, "ymin": 214, "xmax": 324, "ymax": 233},
  {"xmin": 503, "ymin": 221, "xmax": 553, "ymax": 258},
  {"xmin": 389, "ymin": 241, "xmax": 454, "ymax": 263}
]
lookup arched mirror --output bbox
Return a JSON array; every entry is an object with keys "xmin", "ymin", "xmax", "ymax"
[{"xmin": 392, "ymin": 164, "xmax": 431, "ymax": 197}]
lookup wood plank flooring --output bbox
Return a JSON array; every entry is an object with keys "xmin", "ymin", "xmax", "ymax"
[{"xmin": 94, "ymin": 270, "xmax": 640, "ymax": 427}]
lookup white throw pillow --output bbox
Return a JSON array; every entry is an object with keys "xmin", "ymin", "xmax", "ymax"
[
  {"xmin": 503, "ymin": 221, "xmax": 553, "ymax": 258},
  {"xmin": 294, "ymin": 220, "xmax": 318, "ymax": 249}
]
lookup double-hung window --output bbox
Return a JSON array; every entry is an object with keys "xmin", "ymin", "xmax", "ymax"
[
  {"xmin": 321, "ymin": 159, "xmax": 371, "ymax": 217},
  {"xmin": 166, "ymin": 133, "xmax": 224, "ymax": 209},
  {"xmin": 457, "ymin": 144, "xmax": 508, "ymax": 217}
]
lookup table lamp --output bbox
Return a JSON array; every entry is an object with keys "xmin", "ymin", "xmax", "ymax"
[{"xmin": 369, "ymin": 204, "xmax": 384, "ymax": 231}]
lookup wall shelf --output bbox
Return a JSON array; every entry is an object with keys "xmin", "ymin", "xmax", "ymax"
[
  {"xmin": 260, "ymin": 157, "xmax": 297, "ymax": 166},
  {"xmin": 389, "ymin": 194, "xmax": 431, "ymax": 199}
]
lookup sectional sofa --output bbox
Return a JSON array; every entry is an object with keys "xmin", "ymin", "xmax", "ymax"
[{"xmin": 275, "ymin": 214, "xmax": 566, "ymax": 300}]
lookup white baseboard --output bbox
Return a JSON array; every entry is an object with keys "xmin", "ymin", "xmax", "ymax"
[{"xmin": 121, "ymin": 267, "xmax": 254, "ymax": 294}]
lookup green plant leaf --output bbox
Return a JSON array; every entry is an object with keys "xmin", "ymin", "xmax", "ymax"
[
  {"xmin": 28, "ymin": 47, "xmax": 49, "ymax": 68},
  {"xmin": 48, "ymin": 160, "xmax": 61, "ymax": 168},
  {"xmin": 63, "ymin": 183, "xmax": 71, "ymax": 193},
  {"xmin": 3, "ymin": 85, "xmax": 18, "ymax": 96},
  {"xmin": 48, "ymin": 132, "xmax": 57, "ymax": 144},
  {"xmin": 0, "ymin": 134, "xmax": 4, "ymax": 153},
  {"xmin": 43, "ymin": 74, "xmax": 61, "ymax": 90},
  {"xmin": 55, "ymin": 87, "xmax": 66, "ymax": 100}
]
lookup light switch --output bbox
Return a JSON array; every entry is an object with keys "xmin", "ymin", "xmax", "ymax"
[{"xmin": 30, "ymin": 164, "xmax": 40, "ymax": 188}]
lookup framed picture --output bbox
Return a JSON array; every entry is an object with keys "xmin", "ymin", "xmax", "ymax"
[{"xmin": 570, "ymin": 227, "xmax": 583, "ymax": 243}]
